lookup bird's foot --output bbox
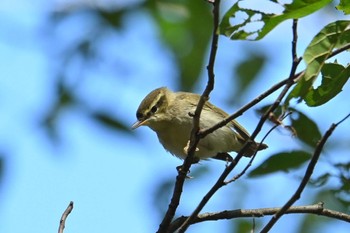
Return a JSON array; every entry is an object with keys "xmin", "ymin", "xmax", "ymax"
[
  {"xmin": 183, "ymin": 140, "xmax": 199, "ymax": 155},
  {"xmin": 176, "ymin": 165, "xmax": 193, "ymax": 179}
]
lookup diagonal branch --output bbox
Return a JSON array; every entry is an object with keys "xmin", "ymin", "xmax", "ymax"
[
  {"xmin": 260, "ymin": 112, "xmax": 350, "ymax": 233},
  {"xmin": 58, "ymin": 201, "xmax": 74, "ymax": 233},
  {"xmin": 176, "ymin": 19, "xmax": 303, "ymax": 232},
  {"xmin": 199, "ymin": 41, "xmax": 350, "ymax": 140},
  {"xmin": 156, "ymin": 1, "xmax": 221, "ymax": 232},
  {"xmin": 169, "ymin": 202, "xmax": 350, "ymax": 232},
  {"xmin": 157, "ymin": 11, "xmax": 350, "ymax": 233}
]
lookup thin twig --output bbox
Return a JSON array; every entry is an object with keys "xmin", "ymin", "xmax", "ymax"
[
  {"xmin": 225, "ymin": 112, "xmax": 289, "ymax": 184},
  {"xmin": 156, "ymin": 1, "xmax": 220, "ymax": 232},
  {"xmin": 58, "ymin": 201, "xmax": 74, "ymax": 233},
  {"xmin": 199, "ymin": 41, "xmax": 350, "ymax": 141},
  {"xmin": 158, "ymin": 13, "xmax": 350, "ymax": 233},
  {"xmin": 177, "ymin": 19, "xmax": 303, "ymax": 232},
  {"xmin": 260, "ymin": 113, "xmax": 350, "ymax": 233},
  {"xmin": 169, "ymin": 202, "xmax": 350, "ymax": 231}
]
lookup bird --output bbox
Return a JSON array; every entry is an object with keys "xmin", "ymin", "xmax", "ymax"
[{"xmin": 132, "ymin": 87, "xmax": 267, "ymax": 163}]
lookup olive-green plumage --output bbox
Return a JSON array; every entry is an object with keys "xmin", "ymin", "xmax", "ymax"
[{"xmin": 132, "ymin": 87, "xmax": 267, "ymax": 161}]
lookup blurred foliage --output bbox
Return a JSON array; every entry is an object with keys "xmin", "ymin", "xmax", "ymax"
[
  {"xmin": 146, "ymin": 0, "xmax": 212, "ymax": 91},
  {"xmin": 248, "ymin": 150, "xmax": 311, "ymax": 177},
  {"xmin": 232, "ymin": 219, "xmax": 258, "ymax": 233},
  {"xmin": 289, "ymin": 108, "xmax": 322, "ymax": 148},
  {"xmin": 336, "ymin": 0, "xmax": 350, "ymax": 15},
  {"xmin": 297, "ymin": 189, "xmax": 350, "ymax": 233},
  {"xmin": 42, "ymin": 0, "xmax": 213, "ymax": 141},
  {"xmin": 0, "ymin": 157, "xmax": 3, "ymax": 186},
  {"xmin": 227, "ymin": 52, "xmax": 266, "ymax": 104},
  {"xmin": 256, "ymin": 105, "xmax": 322, "ymax": 148},
  {"xmin": 37, "ymin": 0, "xmax": 350, "ymax": 232},
  {"xmin": 91, "ymin": 112, "xmax": 132, "ymax": 133}
]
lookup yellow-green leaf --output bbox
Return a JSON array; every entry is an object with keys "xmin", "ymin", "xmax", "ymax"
[
  {"xmin": 220, "ymin": 0, "xmax": 332, "ymax": 41},
  {"xmin": 285, "ymin": 20, "xmax": 350, "ymax": 105}
]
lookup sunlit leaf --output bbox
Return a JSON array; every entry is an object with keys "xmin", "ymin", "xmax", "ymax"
[
  {"xmin": 336, "ymin": 0, "xmax": 350, "ymax": 15},
  {"xmin": 248, "ymin": 150, "xmax": 311, "ymax": 177},
  {"xmin": 290, "ymin": 108, "xmax": 321, "ymax": 147},
  {"xmin": 285, "ymin": 20, "xmax": 350, "ymax": 104},
  {"xmin": 220, "ymin": 0, "xmax": 332, "ymax": 40},
  {"xmin": 304, "ymin": 63, "xmax": 350, "ymax": 106}
]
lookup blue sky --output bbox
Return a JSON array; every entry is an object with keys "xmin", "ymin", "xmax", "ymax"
[{"xmin": 1, "ymin": 1, "xmax": 350, "ymax": 233}]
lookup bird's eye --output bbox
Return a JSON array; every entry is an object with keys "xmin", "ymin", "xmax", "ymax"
[
  {"xmin": 136, "ymin": 112, "xmax": 143, "ymax": 119},
  {"xmin": 151, "ymin": 106, "xmax": 158, "ymax": 113}
]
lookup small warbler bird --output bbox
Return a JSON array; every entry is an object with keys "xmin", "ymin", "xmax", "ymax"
[{"xmin": 132, "ymin": 87, "xmax": 267, "ymax": 162}]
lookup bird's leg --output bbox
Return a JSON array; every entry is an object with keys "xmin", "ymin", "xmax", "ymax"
[{"xmin": 183, "ymin": 140, "xmax": 199, "ymax": 155}]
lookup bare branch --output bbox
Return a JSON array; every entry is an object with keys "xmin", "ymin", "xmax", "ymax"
[
  {"xmin": 58, "ymin": 201, "xmax": 74, "ymax": 233},
  {"xmin": 156, "ymin": 1, "xmax": 221, "ymax": 232},
  {"xmin": 169, "ymin": 202, "xmax": 350, "ymax": 232},
  {"xmin": 260, "ymin": 113, "xmax": 350, "ymax": 233}
]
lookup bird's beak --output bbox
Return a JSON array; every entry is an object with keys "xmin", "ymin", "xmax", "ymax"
[{"xmin": 131, "ymin": 120, "xmax": 146, "ymax": 129}]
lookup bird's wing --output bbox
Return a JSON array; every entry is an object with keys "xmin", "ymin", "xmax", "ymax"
[
  {"xmin": 176, "ymin": 92, "xmax": 252, "ymax": 142},
  {"xmin": 204, "ymin": 101, "xmax": 252, "ymax": 142}
]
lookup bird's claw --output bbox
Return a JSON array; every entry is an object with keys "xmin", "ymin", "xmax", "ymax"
[{"xmin": 183, "ymin": 140, "xmax": 199, "ymax": 155}]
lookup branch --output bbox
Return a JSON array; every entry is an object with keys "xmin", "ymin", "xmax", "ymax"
[
  {"xmin": 260, "ymin": 112, "xmax": 350, "ymax": 233},
  {"xmin": 177, "ymin": 19, "xmax": 303, "ymax": 232},
  {"xmin": 199, "ymin": 38, "xmax": 350, "ymax": 140},
  {"xmin": 225, "ymin": 113, "xmax": 287, "ymax": 184},
  {"xmin": 158, "ymin": 11, "xmax": 350, "ymax": 233},
  {"xmin": 169, "ymin": 202, "xmax": 350, "ymax": 232},
  {"xmin": 156, "ymin": 1, "xmax": 221, "ymax": 232},
  {"xmin": 58, "ymin": 201, "xmax": 74, "ymax": 233}
]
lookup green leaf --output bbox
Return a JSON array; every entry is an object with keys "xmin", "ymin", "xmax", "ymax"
[
  {"xmin": 228, "ymin": 53, "xmax": 266, "ymax": 104},
  {"xmin": 91, "ymin": 112, "xmax": 131, "ymax": 133},
  {"xmin": 304, "ymin": 63, "xmax": 350, "ymax": 106},
  {"xmin": 248, "ymin": 150, "xmax": 311, "ymax": 177},
  {"xmin": 148, "ymin": 1, "xmax": 212, "ymax": 90},
  {"xmin": 290, "ymin": 108, "xmax": 321, "ymax": 147},
  {"xmin": 336, "ymin": 0, "xmax": 350, "ymax": 15},
  {"xmin": 220, "ymin": 0, "xmax": 332, "ymax": 40},
  {"xmin": 236, "ymin": 53, "xmax": 266, "ymax": 92},
  {"xmin": 285, "ymin": 20, "xmax": 350, "ymax": 104}
]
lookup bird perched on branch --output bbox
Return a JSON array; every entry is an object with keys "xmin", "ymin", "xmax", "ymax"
[{"xmin": 132, "ymin": 87, "xmax": 267, "ymax": 163}]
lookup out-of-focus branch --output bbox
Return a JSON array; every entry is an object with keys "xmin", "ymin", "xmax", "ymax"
[
  {"xmin": 58, "ymin": 201, "xmax": 74, "ymax": 233},
  {"xmin": 169, "ymin": 202, "xmax": 350, "ymax": 232}
]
